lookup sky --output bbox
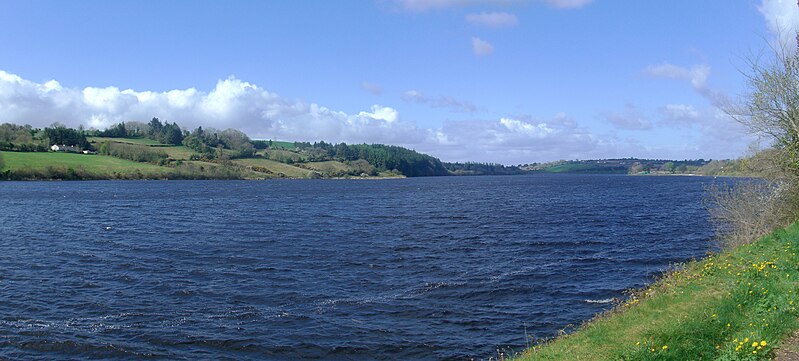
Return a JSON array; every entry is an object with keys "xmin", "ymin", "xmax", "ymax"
[{"xmin": 0, "ymin": 0, "xmax": 797, "ymax": 164}]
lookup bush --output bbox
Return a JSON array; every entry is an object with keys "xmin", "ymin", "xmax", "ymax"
[{"xmin": 705, "ymin": 179, "xmax": 795, "ymax": 248}]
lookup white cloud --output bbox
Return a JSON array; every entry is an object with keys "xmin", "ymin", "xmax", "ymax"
[
  {"xmin": 758, "ymin": 0, "xmax": 799, "ymax": 49},
  {"xmin": 471, "ymin": 37, "xmax": 494, "ymax": 56},
  {"xmin": 465, "ymin": 12, "xmax": 518, "ymax": 27},
  {"xmin": 0, "ymin": 70, "xmax": 423, "ymax": 145},
  {"xmin": 427, "ymin": 114, "xmax": 609, "ymax": 163},
  {"xmin": 658, "ymin": 104, "xmax": 700, "ymax": 127},
  {"xmin": 358, "ymin": 105, "xmax": 399, "ymax": 123},
  {"xmin": 602, "ymin": 104, "xmax": 652, "ymax": 130},
  {"xmin": 0, "ymin": 70, "xmax": 752, "ymax": 164},
  {"xmin": 539, "ymin": 0, "xmax": 593, "ymax": 9},
  {"xmin": 360, "ymin": 81, "xmax": 383, "ymax": 95},
  {"xmin": 644, "ymin": 63, "xmax": 709, "ymax": 89},
  {"xmin": 500, "ymin": 117, "xmax": 552, "ymax": 136},
  {"xmin": 643, "ymin": 63, "xmax": 727, "ymax": 106},
  {"xmin": 401, "ymin": 90, "xmax": 477, "ymax": 112}
]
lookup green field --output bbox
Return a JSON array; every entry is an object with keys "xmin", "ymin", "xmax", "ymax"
[
  {"xmin": 89, "ymin": 138, "xmax": 200, "ymax": 160},
  {"xmin": 538, "ymin": 163, "xmax": 627, "ymax": 174},
  {"xmin": 233, "ymin": 158, "xmax": 313, "ymax": 178},
  {"xmin": 268, "ymin": 140, "xmax": 297, "ymax": 150},
  {"xmin": 262, "ymin": 148, "xmax": 305, "ymax": 162},
  {"xmin": 160, "ymin": 146, "xmax": 197, "ymax": 160},
  {"xmin": 88, "ymin": 136, "xmax": 168, "ymax": 146},
  {"xmin": 517, "ymin": 223, "xmax": 799, "ymax": 360},
  {"xmin": 1, "ymin": 151, "xmax": 166, "ymax": 173},
  {"xmin": 304, "ymin": 161, "xmax": 351, "ymax": 174}
]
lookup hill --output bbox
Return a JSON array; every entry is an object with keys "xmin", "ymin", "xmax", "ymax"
[
  {"xmin": 0, "ymin": 121, "xmax": 449, "ymax": 180},
  {"xmin": 522, "ymin": 158, "xmax": 713, "ymax": 175}
]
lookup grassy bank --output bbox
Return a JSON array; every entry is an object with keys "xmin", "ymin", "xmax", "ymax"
[
  {"xmin": 0, "ymin": 151, "xmax": 404, "ymax": 180},
  {"xmin": 1, "ymin": 151, "xmax": 167, "ymax": 174},
  {"xmin": 516, "ymin": 223, "xmax": 799, "ymax": 360}
]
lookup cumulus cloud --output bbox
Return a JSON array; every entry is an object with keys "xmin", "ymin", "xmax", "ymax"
[
  {"xmin": 602, "ymin": 104, "xmax": 652, "ymax": 130},
  {"xmin": 426, "ymin": 114, "xmax": 612, "ymax": 163},
  {"xmin": 465, "ymin": 12, "xmax": 518, "ymax": 27},
  {"xmin": 360, "ymin": 81, "xmax": 383, "ymax": 95},
  {"xmin": 471, "ymin": 37, "xmax": 494, "ymax": 56},
  {"xmin": 0, "ymin": 70, "xmax": 752, "ymax": 164},
  {"xmin": 758, "ymin": 0, "xmax": 799, "ymax": 49},
  {"xmin": 401, "ymin": 90, "xmax": 477, "ymax": 112},
  {"xmin": 0, "ymin": 70, "xmax": 425, "ymax": 145}
]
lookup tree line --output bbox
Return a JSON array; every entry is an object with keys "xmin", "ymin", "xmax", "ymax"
[
  {"xmin": 290, "ymin": 141, "xmax": 449, "ymax": 177},
  {"xmin": 443, "ymin": 162, "xmax": 525, "ymax": 176}
]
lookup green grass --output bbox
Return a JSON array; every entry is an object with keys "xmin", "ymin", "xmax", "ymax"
[
  {"xmin": 263, "ymin": 148, "xmax": 305, "ymax": 162},
  {"xmin": 304, "ymin": 161, "xmax": 351, "ymax": 173},
  {"xmin": 88, "ymin": 136, "xmax": 167, "ymax": 146},
  {"xmin": 1, "ymin": 151, "xmax": 166, "ymax": 173},
  {"xmin": 269, "ymin": 140, "xmax": 297, "ymax": 150},
  {"xmin": 88, "ymin": 137, "xmax": 199, "ymax": 160},
  {"xmin": 160, "ymin": 146, "xmax": 197, "ymax": 160},
  {"xmin": 233, "ymin": 158, "xmax": 312, "ymax": 178},
  {"xmin": 539, "ymin": 163, "xmax": 627, "ymax": 174},
  {"xmin": 516, "ymin": 223, "xmax": 799, "ymax": 360}
]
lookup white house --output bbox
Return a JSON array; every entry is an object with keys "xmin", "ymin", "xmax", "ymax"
[{"xmin": 50, "ymin": 144, "xmax": 78, "ymax": 152}]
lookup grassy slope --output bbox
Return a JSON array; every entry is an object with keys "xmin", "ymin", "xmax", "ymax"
[
  {"xmin": 89, "ymin": 138, "xmax": 198, "ymax": 160},
  {"xmin": 269, "ymin": 140, "xmax": 297, "ymax": 150},
  {"xmin": 261, "ymin": 149, "xmax": 305, "ymax": 162},
  {"xmin": 1, "ymin": 151, "xmax": 166, "ymax": 174},
  {"xmin": 88, "ymin": 136, "xmax": 167, "ymax": 146},
  {"xmin": 517, "ymin": 224, "xmax": 799, "ymax": 360},
  {"xmin": 161, "ymin": 146, "xmax": 197, "ymax": 160},
  {"xmin": 3, "ymin": 139, "xmax": 395, "ymax": 179},
  {"xmin": 304, "ymin": 160, "xmax": 351, "ymax": 173},
  {"xmin": 233, "ymin": 158, "xmax": 312, "ymax": 178},
  {"xmin": 539, "ymin": 163, "xmax": 627, "ymax": 174}
]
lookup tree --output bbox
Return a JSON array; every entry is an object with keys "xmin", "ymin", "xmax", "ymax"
[
  {"xmin": 148, "ymin": 117, "xmax": 163, "ymax": 137},
  {"xmin": 725, "ymin": 38, "xmax": 799, "ymax": 174},
  {"xmin": 124, "ymin": 121, "xmax": 150, "ymax": 137},
  {"xmin": 661, "ymin": 161, "xmax": 675, "ymax": 173},
  {"xmin": 710, "ymin": 24, "xmax": 799, "ymax": 248},
  {"xmin": 0, "ymin": 151, "xmax": 4, "ymax": 170}
]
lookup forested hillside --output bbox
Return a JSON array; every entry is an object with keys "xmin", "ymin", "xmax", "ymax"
[{"xmin": 0, "ymin": 120, "xmax": 449, "ymax": 179}]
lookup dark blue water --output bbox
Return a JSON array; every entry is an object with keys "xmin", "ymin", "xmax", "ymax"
[{"xmin": 0, "ymin": 175, "xmax": 715, "ymax": 360}]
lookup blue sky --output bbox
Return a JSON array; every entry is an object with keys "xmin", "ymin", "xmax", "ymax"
[{"xmin": 0, "ymin": 0, "xmax": 796, "ymax": 164}]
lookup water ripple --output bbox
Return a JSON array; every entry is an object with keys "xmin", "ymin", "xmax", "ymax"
[{"xmin": 0, "ymin": 175, "xmax": 716, "ymax": 360}]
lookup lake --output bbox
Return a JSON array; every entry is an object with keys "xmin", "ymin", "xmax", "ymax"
[{"xmin": 0, "ymin": 175, "xmax": 716, "ymax": 360}]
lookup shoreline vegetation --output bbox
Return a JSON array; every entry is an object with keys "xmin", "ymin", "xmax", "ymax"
[
  {"xmin": 512, "ymin": 222, "xmax": 799, "ymax": 360},
  {"xmin": 0, "ymin": 120, "xmax": 761, "ymax": 181}
]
